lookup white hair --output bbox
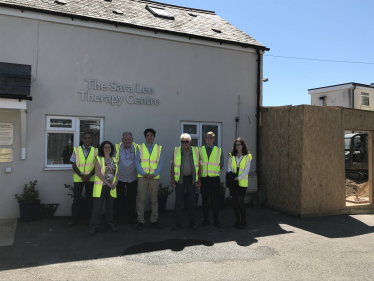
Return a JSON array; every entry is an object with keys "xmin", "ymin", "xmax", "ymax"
[
  {"xmin": 180, "ymin": 133, "xmax": 191, "ymax": 141},
  {"xmin": 122, "ymin": 132, "xmax": 132, "ymax": 137}
]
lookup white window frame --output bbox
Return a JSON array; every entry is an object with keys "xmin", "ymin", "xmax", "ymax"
[
  {"xmin": 45, "ymin": 116, "xmax": 104, "ymax": 169},
  {"xmin": 361, "ymin": 92, "xmax": 369, "ymax": 106},
  {"xmin": 181, "ymin": 121, "xmax": 221, "ymax": 147}
]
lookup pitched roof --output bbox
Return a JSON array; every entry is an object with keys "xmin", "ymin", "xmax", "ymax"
[{"xmin": 0, "ymin": 0, "xmax": 268, "ymax": 50}]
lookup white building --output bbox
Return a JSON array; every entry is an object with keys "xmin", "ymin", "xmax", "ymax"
[
  {"xmin": 0, "ymin": 0, "xmax": 268, "ymax": 219},
  {"xmin": 309, "ymin": 82, "xmax": 374, "ymax": 110}
]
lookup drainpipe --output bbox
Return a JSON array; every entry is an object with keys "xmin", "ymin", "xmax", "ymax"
[
  {"xmin": 351, "ymin": 84, "xmax": 356, "ymax": 109},
  {"xmin": 256, "ymin": 49, "xmax": 262, "ymax": 185}
]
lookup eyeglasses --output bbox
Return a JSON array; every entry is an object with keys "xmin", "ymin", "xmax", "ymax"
[
  {"xmin": 206, "ymin": 136, "xmax": 215, "ymax": 139},
  {"xmin": 181, "ymin": 141, "xmax": 190, "ymax": 144},
  {"xmin": 235, "ymin": 143, "xmax": 242, "ymax": 147}
]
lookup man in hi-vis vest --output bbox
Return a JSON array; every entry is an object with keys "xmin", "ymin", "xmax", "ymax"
[
  {"xmin": 135, "ymin": 128, "xmax": 163, "ymax": 230},
  {"xmin": 199, "ymin": 131, "xmax": 224, "ymax": 228},
  {"xmin": 113, "ymin": 132, "xmax": 138, "ymax": 225},
  {"xmin": 171, "ymin": 133, "xmax": 201, "ymax": 231},
  {"xmin": 66, "ymin": 132, "xmax": 97, "ymax": 227}
]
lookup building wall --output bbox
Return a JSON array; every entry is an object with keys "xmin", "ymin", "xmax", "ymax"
[
  {"xmin": 310, "ymin": 87, "xmax": 374, "ymax": 110},
  {"xmin": 0, "ymin": 14, "xmax": 259, "ymax": 219},
  {"xmin": 310, "ymin": 89, "xmax": 351, "ymax": 107}
]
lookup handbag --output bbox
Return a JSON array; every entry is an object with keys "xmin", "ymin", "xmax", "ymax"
[{"xmin": 225, "ymin": 171, "xmax": 237, "ymax": 188}]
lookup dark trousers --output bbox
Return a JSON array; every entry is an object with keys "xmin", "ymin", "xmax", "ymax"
[
  {"xmin": 89, "ymin": 185, "xmax": 115, "ymax": 230},
  {"xmin": 72, "ymin": 182, "xmax": 93, "ymax": 219},
  {"xmin": 200, "ymin": 176, "xmax": 220, "ymax": 222},
  {"xmin": 174, "ymin": 176, "xmax": 196, "ymax": 225},
  {"xmin": 114, "ymin": 180, "xmax": 138, "ymax": 219}
]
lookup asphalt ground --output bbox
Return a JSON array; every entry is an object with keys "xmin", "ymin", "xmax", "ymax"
[{"xmin": 0, "ymin": 206, "xmax": 373, "ymax": 281}]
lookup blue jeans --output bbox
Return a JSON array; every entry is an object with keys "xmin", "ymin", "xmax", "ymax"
[{"xmin": 72, "ymin": 182, "xmax": 94, "ymax": 219}]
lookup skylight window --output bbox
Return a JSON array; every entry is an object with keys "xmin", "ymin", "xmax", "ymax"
[
  {"xmin": 189, "ymin": 13, "xmax": 197, "ymax": 17},
  {"xmin": 212, "ymin": 28, "xmax": 222, "ymax": 33},
  {"xmin": 55, "ymin": 0, "xmax": 67, "ymax": 5},
  {"xmin": 146, "ymin": 5, "xmax": 175, "ymax": 20},
  {"xmin": 113, "ymin": 10, "xmax": 123, "ymax": 15}
]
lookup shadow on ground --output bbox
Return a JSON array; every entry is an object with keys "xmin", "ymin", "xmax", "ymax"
[{"xmin": 0, "ymin": 206, "xmax": 372, "ymax": 271}]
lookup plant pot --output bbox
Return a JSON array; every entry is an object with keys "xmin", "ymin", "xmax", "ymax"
[
  {"xmin": 183, "ymin": 193, "xmax": 199, "ymax": 211},
  {"xmin": 158, "ymin": 195, "xmax": 168, "ymax": 214},
  {"xmin": 18, "ymin": 200, "xmax": 40, "ymax": 222}
]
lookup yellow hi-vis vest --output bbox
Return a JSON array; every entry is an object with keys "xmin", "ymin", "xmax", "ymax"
[
  {"xmin": 93, "ymin": 156, "xmax": 118, "ymax": 198},
  {"xmin": 230, "ymin": 154, "xmax": 251, "ymax": 187},
  {"xmin": 114, "ymin": 142, "xmax": 138, "ymax": 164},
  {"xmin": 173, "ymin": 146, "xmax": 199, "ymax": 182},
  {"xmin": 73, "ymin": 146, "xmax": 97, "ymax": 182},
  {"xmin": 199, "ymin": 146, "xmax": 221, "ymax": 177},
  {"xmin": 137, "ymin": 143, "xmax": 162, "ymax": 179}
]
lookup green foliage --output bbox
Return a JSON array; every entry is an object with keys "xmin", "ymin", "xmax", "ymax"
[
  {"xmin": 220, "ymin": 181, "xmax": 226, "ymax": 194},
  {"xmin": 64, "ymin": 184, "xmax": 86, "ymax": 201},
  {"xmin": 158, "ymin": 183, "xmax": 173, "ymax": 198},
  {"xmin": 15, "ymin": 180, "xmax": 40, "ymax": 202}
]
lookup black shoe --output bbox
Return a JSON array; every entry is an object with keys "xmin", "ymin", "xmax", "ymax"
[
  {"xmin": 189, "ymin": 223, "xmax": 197, "ymax": 231},
  {"xmin": 66, "ymin": 219, "xmax": 76, "ymax": 227},
  {"xmin": 88, "ymin": 228, "xmax": 96, "ymax": 235},
  {"xmin": 173, "ymin": 224, "xmax": 181, "ymax": 231},
  {"xmin": 107, "ymin": 227, "xmax": 119, "ymax": 232},
  {"xmin": 151, "ymin": 222, "xmax": 162, "ymax": 229},
  {"xmin": 239, "ymin": 222, "xmax": 247, "ymax": 229},
  {"xmin": 213, "ymin": 221, "xmax": 221, "ymax": 228},
  {"xmin": 232, "ymin": 221, "xmax": 241, "ymax": 228},
  {"xmin": 201, "ymin": 220, "xmax": 209, "ymax": 227},
  {"xmin": 130, "ymin": 217, "xmax": 138, "ymax": 225},
  {"xmin": 136, "ymin": 222, "xmax": 144, "ymax": 230}
]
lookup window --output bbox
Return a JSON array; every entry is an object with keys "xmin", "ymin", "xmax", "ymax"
[
  {"xmin": 146, "ymin": 5, "xmax": 175, "ymax": 20},
  {"xmin": 181, "ymin": 122, "xmax": 222, "ymax": 147},
  {"xmin": 361, "ymin": 92, "xmax": 369, "ymax": 106},
  {"xmin": 45, "ymin": 116, "xmax": 104, "ymax": 169}
]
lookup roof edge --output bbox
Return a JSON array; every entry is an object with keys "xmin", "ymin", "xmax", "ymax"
[
  {"xmin": 0, "ymin": 3, "xmax": 269, "ymax": 51},
  {"xmin": 308, "ymin": 82, "xmax": 373, "ymax": 91}
]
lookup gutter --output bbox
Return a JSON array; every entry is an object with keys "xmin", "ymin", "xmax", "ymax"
[
  {"xmin": 0, "ymin": 94, "xmax": 32, "ymax": 101},
  {"xmin": 0, "ymin": 3, "xmax": 270, "ymax": 51}
]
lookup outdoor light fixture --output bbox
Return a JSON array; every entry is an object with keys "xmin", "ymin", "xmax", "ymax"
[{"xmin": 262, "ymin": 78, "xmax": 269, "ymax": 82}]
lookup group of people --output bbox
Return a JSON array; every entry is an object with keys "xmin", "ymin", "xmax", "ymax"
[{"xmin": 66, "ymin": 129, "xmax": 252, "ymax": 235}]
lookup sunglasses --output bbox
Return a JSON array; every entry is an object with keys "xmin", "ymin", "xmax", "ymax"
[{"xmin": 181, "ymin": 141, "xmax": 189, "ymax": 143}]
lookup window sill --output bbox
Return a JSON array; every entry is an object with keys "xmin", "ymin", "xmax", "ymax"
[{"xmin": 44, "ymin": 167, "xmax": 73, "ymax": 171}]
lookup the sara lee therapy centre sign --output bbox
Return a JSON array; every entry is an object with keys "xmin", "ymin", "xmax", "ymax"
[{"xmin": 78, "ymin": 79, "xmax": 160, "ymax": 106}]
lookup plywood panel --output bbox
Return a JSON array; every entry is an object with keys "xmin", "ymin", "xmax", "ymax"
[
  {"xmin": 301, "ymin": 106, "xmax": 345, "ymax": 214},
  {"xmin": 260, "ymin": 106, "xmax": 303, "ymax": 214},
  {"xmin": 342, "ymin": 108, "xmax": 374, "ymax": 131}
]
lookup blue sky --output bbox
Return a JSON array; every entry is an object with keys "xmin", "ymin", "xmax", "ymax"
[{"xmin": 162, "ymin": 0, "xmax": 374, "ymax": 106}]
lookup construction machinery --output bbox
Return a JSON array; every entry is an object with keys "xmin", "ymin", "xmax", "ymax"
[{"xmin": 345, "ymin": 133, "xmax": 368, "ymax": 179}]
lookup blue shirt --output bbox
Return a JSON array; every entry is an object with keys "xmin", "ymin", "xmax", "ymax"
[{"xmin": 135, "ymin": 143, "xmax": 163, "ymax": 176}]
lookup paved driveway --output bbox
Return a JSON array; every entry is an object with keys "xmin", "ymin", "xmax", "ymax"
[{"xmin": 0, "ymin": 207, "xmax": 373, "ymax": 280}]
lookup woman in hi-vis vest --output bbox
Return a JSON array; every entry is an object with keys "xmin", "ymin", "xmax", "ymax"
[
  {"xmin": 88, "ymin": 141, "xmax": 119, "ymax": 235},
  {"xmin": 227, "ymin": 138, "xmax": 251, "ymax": 229}
]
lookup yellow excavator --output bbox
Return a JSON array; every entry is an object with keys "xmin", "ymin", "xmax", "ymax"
[{"xmin": 345, "ymin": 133, "xmax": 368, "ymax": 180}]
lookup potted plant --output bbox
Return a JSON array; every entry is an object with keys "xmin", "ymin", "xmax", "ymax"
[
  {"xmin": 219, "ymin": 181, "xmax": 226, "ymax": 209},
  {"xmin": 15, "ymin": 180, "xmax": 40, "ymax": 222},
  {"xmin": 65, "ymin": 184, "xmax": 91, "ymax": 220},
  {"xmin": 157, "ymin": 184, "xmax": 173, "ymax": 214}
]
